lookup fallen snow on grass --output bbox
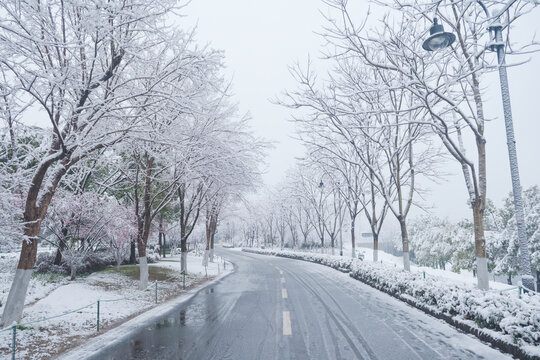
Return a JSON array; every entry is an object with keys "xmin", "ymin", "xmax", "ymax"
[
  {"xmin": 354, "ymin": 246, "xmax": 514, "ymax": 291},
  {"xmin": 0, "ymin": 253, "xmax": 69, "ymax": 309},
  {"xmin": 153, "ymin": 253, "xmax": 226, "ymax": 277},
  {"xmin": 301, "ymin": 245, "xmax": 515, "ymax": 291},
  {"xmin": 0, "ymin": 253, "xmax": 227, "ymax": 359}
]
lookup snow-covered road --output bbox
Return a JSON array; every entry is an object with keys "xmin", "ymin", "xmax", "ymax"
[{"xmin": 81, "ymin": 249, "xmax": 511, "ymax": 359}]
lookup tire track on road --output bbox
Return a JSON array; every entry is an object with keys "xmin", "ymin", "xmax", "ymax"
[{"xmin": 281, "ymin": 263, "xmax": 378, "ymax": 360}]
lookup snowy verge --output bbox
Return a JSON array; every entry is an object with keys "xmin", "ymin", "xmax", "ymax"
[
  {"xmin": 0, "ymin": 253, "xmax": 231, "ymax": 359},
  {"xmin": 243, "ymin": 248, "xmax": 540, "ymax": 360},
  {"xmin": 57, "ymin": 265, "xmax": 234, "ymax": 360}
]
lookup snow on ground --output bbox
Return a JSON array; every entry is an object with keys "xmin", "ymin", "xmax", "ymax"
[
  {"xmin": 300, "ymin": 245, "xmax": 515, "ymax": 291},
  {"xmin": 155, "ymin": 253, "xmax": 225, "ymax": 276},
  {"xmin": 0, "ymin": 253, "xmax": 69, "ymax": 309},
  {"xmin": 0, "ymin": 253, "xmax": 230, "ymax": 360}
]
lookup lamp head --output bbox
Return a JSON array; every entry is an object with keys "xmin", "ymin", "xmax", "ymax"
[{"xmin": 422, "ymin": 18, "xmax": 456, "ymax": 51}]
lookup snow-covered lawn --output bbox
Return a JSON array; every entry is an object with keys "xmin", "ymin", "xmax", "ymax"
[
  {"xmin": 352, "ymin": 246, "xmax": 515, "ymax": 291},
  {"xmin": 0, "ymin": 253, "xmax": 229, "ymax": 359},
  {"xmin": 244, "ymin": 247, "xmax": 540, "ymax": 359},
  {"xmin": 295, "ymin": 245, "xmax": 516, "ymax": 291}
]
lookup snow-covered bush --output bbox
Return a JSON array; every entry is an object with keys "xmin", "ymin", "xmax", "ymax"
[
  {"xmin": 42, "ymin": 190, "xmax": 137, "ymax": 278},
  {"xmin": 244, "ymin": 248, "xmax": 540, "ymax": 350},
  {"xmin": 35, "ymin": 253, "xmax": 68, "ymax": 275},
  {"xmin": 146, "ymin": 250, "xmax": 161, "ymax": 263},
  {"xmin": 35, "ymin": 251, "xmax": 118, "ymax": 276}
]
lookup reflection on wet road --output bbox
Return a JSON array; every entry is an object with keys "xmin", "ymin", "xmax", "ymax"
[{"xmin": 86, "ymin": 249, "xmax": 510, "ymax": 360}]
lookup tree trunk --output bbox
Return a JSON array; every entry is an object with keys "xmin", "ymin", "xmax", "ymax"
[
  {"xmin": 181, "ymin": 251, "xmax": 187, "ymax": 273},
  {"xmin": 399, "ymin": 218, "xmax": 410, "ymax": 271},
  {"xmin": 138, "ymin": 235, "xmax": 150, "ymax": 289},
  {"xmin": 139, "ymin": 256, "xmax": 148, "ymax": 290},
  {"xmin": 507, "ymin": 274, "xmax": 512, "ymax": 285},
  {"xmin": 350, "ymin": 217, "xmax": 356, "ymax": 259},
  {"xmin": 1, "ymin": 222, "xmax": 40, "ymax": 326},
  {"xmin": 373, "ymin": 233, "xmax": 379, "ymax": 263},
  {"xmin": 162, "ymin": 233, "xmax": 166, "ymax": 258},
  {"xmin": 129, "ymin": 240, "xmax": 136, "ymax": 264},
  {"xmin": 203, "ymin": 223, "xmax": 211, "ymax": 267},
  {"xmin": 70, "ymin": 264, "xmax": 77, "ymax": 281},
  {"xmin": 138, "ymin": 240, "xmax": 149, "ymax": 290},
  {"xmin": 1, "ymin": 139, "xmax": 70, "ymax": 326},
  {"xmin": 53, "ymin": 226, "xmax": 68, "ymax": 266},
  {"xmin": 158, "ymin": 232, "xmax": 163, "ymax": 257},
  {"xmin": 53, "ymin": 239, "xmax": 67, "ymax": 266},
  {"xmin": 210, "ymin": 229, "xmax": 215, "ymax": 263},
  {"xmin": 472, "ymin": 201, "xmax": 489, "ymax": 290},
  {"xmin": 181, "ymin": 236, "xmax": 187, "ymax": 273}
]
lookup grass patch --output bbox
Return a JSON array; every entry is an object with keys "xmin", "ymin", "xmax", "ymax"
[
  {"xmin": 32, "ymin": 272, "xmax": 65, "ymax": 284},
  {"xmin": 16, "ymin": 325, "xmax": 33, "ymax": 331},
  {"xmin": 99, "ymin": 265, "xmax": 177, "ymax": 282}
]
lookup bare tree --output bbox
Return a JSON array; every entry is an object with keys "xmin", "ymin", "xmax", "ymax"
[{"xmin": 0, "ymin": 0, "xmax": 180, "ymax": 325}]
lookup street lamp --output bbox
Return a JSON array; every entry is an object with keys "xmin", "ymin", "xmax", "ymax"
[
  {"xmin": 422, "ymin": 0, "xmax": 536, "ymax": 291},
  {"xmin": 422, "ymin": 18, "xmax": 455, "ymax": 51}
]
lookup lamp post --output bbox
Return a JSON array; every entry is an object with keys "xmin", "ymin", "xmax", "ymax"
[{"xmin": 422, "ymin": 0, "xmax": 536, "ymax": 291}]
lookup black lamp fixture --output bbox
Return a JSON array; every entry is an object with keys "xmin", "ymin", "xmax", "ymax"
[{"xmin": 422, "ymin": 18, "xmax": 456, "ymax": 51}]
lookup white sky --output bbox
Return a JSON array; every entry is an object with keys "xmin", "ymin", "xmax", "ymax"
[{"xmin": 183, "ymin": 1, "xmax": 540, "ymax": 222}]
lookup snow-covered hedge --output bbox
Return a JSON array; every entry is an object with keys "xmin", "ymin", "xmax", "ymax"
[{"xmin": 243, "ymin": 248, "xmax": 540, "ymax": 358}]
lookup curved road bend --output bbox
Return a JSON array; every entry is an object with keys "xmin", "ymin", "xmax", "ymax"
[{"xmin": 85, "ymin": 249, "xmax": 510, "ymax": 360}]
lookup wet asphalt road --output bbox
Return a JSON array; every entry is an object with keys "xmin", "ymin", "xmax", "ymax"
[{"xmin": 86, "ymin": 249, "xmax": 510, "ymax": 360}]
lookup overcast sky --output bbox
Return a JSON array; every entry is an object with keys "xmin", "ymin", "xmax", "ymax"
[{"xmin": 182, "ymin": 0, "xmax": 540, "ymax": 221}]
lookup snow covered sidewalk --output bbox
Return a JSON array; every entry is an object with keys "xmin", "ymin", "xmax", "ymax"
[
  {"xmin": 244, "ymin": 248, "xmax": 540, "ymax": 360},
  {"xmin": 0, "ymin": 253, "xmax": 230, "ymax": 359}
]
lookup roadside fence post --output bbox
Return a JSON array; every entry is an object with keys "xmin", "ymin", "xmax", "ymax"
[
  {"xmin": 11, "ymin": 325, "xmax": 16, "ymax": 360},
  {"xmin": 519, "ymin": 285, "xmax": 522, "ymax": 299},
  {"xmin": 155, "ymin": 281, "xmax": 158, "ymax": 304},
  {"xmin": 423, "ymin": 271, "xmax": 426, "ymax": 279},
  {"xmin": 97, "ymin": 300, "xmax": 100, "ymax": 332}
]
